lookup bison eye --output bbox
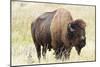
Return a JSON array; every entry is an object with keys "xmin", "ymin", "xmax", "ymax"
[
  {"xmin": 67, "ymin": 30, "xmax": 75, "ymax": 40},
  {"xmin": 71, "ymin": 24, "xmax": 78, "ymax": 29},
  {"xmin": 71, "ymin": 25, "xmax": 75, "ymax": 29}
]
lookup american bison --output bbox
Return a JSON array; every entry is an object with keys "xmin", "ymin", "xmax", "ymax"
[
  {"xmin": 31, "ymin": 8, "xmax": 86, "ymax": 62},
  {"xmin": 31, "ymin": 10, "xmax": 56, "ymax": 62}
]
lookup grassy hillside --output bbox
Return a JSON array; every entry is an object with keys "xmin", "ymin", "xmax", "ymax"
[{"xmin": 11, "ymin": 1, "xmax": 96, "ymax": 66}]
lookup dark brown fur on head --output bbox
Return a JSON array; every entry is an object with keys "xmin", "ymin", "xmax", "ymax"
[
  {"xmin": 73, "ymin": 19, "xmax": 86, "ymax": 29},
  {"xmin": 68, "ymin": 19, "xmax": 86, "ymax": 55}
]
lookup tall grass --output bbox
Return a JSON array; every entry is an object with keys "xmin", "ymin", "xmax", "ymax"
[{"xmin": 11, "ymin": 1, "xmax": 96, "ymax": 66}]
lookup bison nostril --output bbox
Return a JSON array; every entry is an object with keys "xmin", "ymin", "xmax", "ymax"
[
  {"xmin": 80, "ymin": 40, "xmax": 86, "ymax": 48},
  {"xmin": 81, "ymin": 36, "xmax": 85, "ymax": 40}
]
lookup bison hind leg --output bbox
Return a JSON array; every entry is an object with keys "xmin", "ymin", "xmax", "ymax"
[
  {"xmin": 48, "ymin": 44, "xmax": 52, "ymax": 51},
  {"xmin": 42, "ymin": 44, "xmax": 47, "ymax": 59},
  {"xmin": 35, "ymin": 43, "xmax": 41, "ymax": 63}
]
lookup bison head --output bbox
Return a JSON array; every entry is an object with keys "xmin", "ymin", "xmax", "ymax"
[{"xmin": 67, "ymin": 19, "xmax": 86, "ymax": 55}]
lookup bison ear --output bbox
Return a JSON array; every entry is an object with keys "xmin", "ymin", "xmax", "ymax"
[{"xmin": 68, "ymin": 23, "xmax": 75, "ymax": 32}]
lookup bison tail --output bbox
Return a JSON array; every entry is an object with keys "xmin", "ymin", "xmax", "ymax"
[
  {"xmin": 31, "ymin": 21, "xmax": 36, "ymax": 31},
  {"xmin": 31, "ymin": 22, "xmax": 36, "ymax": 42}
]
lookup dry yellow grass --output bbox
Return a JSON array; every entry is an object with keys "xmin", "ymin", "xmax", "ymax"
[{"xmin": 11, "ymin": 1, "xmax": 96, "ymax": 66}]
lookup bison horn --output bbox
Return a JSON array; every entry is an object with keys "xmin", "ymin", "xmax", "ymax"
[{"xmin": 68, "ymin": 23, "xmax": 75, "ymax": 32}]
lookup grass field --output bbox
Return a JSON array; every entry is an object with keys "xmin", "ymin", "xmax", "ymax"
[{"xmin": 11, "ymin": 1, "xmax": 96, "ymax": 66}]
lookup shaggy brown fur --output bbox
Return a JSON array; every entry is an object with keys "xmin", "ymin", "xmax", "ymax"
[
  {"xmin": 31, "ymin": 10, "xmax": 56, "ymax": 62},
  {"xmin": 50, "ymin": 8, "xmax": 86, "ymax": 59},
  {"xmin": 31, "ymin": 8, "xmax": 86, "ymax": 61},
  {"xmin": 68, "ymin": 19, "xmax": 86, "ymax": 55},
  {"xmin": 50, "ymin": 8, "xmax": 73, "ymax": 59}
]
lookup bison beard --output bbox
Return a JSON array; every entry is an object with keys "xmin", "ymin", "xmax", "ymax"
[
  {"xmin": 67, "ymin": 19, "xmax": 86, "ymax": 55},
  {"xmin": 31, "ymin": 8, "xmax": 86, "ymax": 62}
]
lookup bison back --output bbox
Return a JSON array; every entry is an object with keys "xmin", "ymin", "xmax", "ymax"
[{"xmin": 31, "ymin": 10, "xmax": 56, "ymax": 47}]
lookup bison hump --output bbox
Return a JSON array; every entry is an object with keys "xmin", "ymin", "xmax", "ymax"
[
  {"xmin": 50, "ymin": 8, "xmax": 73, "ymax": 33},
  {"xmin": 39, "ymin": 10, "xmax": 56, "ymax": 20}
]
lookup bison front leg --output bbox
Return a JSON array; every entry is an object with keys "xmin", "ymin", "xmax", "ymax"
[
  {"xmin": 55, "ymin": 48, "xmax": 61, "ymax": 59},
  {"xmin": 66, "ymin": 47, "xmax": 72, "ymax": 59},
  {"xmin": 62, "ymin": 47, "xmax": 72, "ymax": 60}
]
